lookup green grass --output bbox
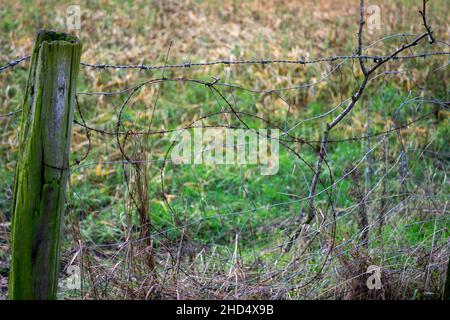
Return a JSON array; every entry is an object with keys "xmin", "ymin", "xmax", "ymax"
[{"xmin": 0, "ymin": 0, "xmax": 448, "ymax": 299}]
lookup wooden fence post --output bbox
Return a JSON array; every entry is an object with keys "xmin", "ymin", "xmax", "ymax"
[{"xmin": 8, "ymin": 30, "xmax": 81, "ymax": 299}]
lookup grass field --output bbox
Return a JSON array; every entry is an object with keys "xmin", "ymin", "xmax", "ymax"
[{"xmin": 0, "ymin": 0, "xmax": 449, "ymax": 299}]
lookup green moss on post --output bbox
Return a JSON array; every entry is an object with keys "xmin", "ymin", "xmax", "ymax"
[{"xmin": 8, "ymin": 30, "xmax": 82, "ymax": 300}]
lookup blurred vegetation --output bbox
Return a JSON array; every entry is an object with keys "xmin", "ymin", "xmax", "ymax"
[{"xmin": 0, "ymin": 0, "xmax": 448, "ymax": 299}]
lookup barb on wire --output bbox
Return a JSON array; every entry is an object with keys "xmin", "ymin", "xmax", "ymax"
[{"xmin": 0, "ymin": 55, "xmax": 30, "ymax": 73}]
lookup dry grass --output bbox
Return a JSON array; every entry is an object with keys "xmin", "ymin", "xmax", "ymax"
[{"xmin": 0, "ymin": 0, "xmax": 449, "ymax": 300}]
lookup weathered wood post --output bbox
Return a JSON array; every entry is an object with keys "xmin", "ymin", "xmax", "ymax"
[{"xmin": 8, "ymin": 30, "xmax": 81, "ymax": 299}]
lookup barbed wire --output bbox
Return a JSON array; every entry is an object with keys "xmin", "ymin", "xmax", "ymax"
[
  {"xmin": 1, "ymin": 51, "xmax": 449, "ymax": 74},
  {"xmin": 0, "ymin": 55, "xmax": 31, "ymax": 73},
  {"xmin": 1, "ymin": 0, "xmax": 449, "ymax": 300}
]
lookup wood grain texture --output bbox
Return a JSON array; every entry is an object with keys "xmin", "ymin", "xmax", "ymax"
[{"xmin": 8, "ymin": 30, "xmax": 81, "ymax": 300}]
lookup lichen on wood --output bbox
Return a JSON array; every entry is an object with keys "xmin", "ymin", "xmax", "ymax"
[{"xmin": 8, "ymin": 30, "xmax": 81, "ymax": 300}]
